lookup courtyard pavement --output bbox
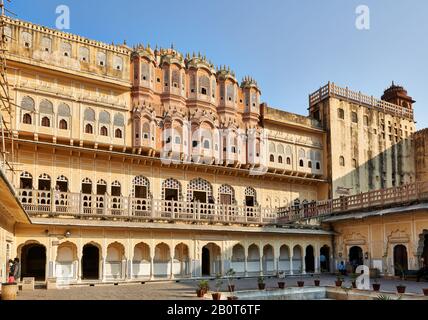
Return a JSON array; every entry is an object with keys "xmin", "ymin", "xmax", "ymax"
[{"xmin": 14, "ymin": 274, "xmax": 428, "ymax": 300}]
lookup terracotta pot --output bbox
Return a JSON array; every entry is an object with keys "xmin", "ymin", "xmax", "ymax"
[
  {"xmin": 314, "ymin": 280, "xmax": 320, "ymax": 287},
  {"xmin": 212, "ymin": 293, "xmax": 222, "ymax": 300},
  {"xmin": 396, "ymin": 285, "xmax": 406, "ymax": 294},
  {"xmin": 258, "ymin": 283, "xmax": 266, "ymax": 290},
  {"xmin": 372, "ymin": 283, "xmax": 381, "ymax": 292},
  {"xmin": 422, "ymin": 288, "xmax": 428, "ymax": 296},
  {"xmin": 297, "ymin": 281, "xmax": 304, "ymax": 287},
  {"xmin": 335, "ymin": 280, "xmax": 343, "ymax": 287},
  {"xmin": 227, "ymin": 296, "xmax": 239, "ymax": 300},
  {"xmin": 228, "ymin": 285, "xmax": 235, "ymax": 292},
  {"xmin": 196, "ymin": 289, "xmax": 205, "ymax": 298},
  {"xmin": 352, "ymin": 281, "xmax": 357, "ymax": 289},
  {"xmin": 278, "ymin": 282, "xmax": 285, "ymax": 289}
]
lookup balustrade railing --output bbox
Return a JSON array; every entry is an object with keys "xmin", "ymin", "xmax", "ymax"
[
  {"xmin": 277, "ymin": 181, "xmax": 428, "ymax": 223},
  {"xmin": 17, "ymin": 189, "xmax": 276, "ymax": 225},
  {"xmin": 309, "ymin": 82, "xmax": 414, "ymax": 120},
  {"xmin": 17, "ymin": 181, "xmax": 428, "ymax": 225}
]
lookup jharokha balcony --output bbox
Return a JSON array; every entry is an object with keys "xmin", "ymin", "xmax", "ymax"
[{"xmin": 17, "ymin": 181, "xmax": 428, "ymax": 227}]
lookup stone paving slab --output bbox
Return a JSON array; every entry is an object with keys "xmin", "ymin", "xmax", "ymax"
[{"xmin": 14, "ymin": 275, "xmax": 428, "ymax": 300}]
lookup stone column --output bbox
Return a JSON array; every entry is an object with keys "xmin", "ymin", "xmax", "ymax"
[
  {"xmin": 289, "ymin": 256, "xmax": 293, "ymax": 275},
  {"xmin": 150, "ymin": 257, "xmax": 154, "ymax": 280},
  {"xmin": 259, "ymin": 254, "xmax": 263, "ymax": 276},
  {"xmin": 170, "ymin": 255, "xmax": 174, "ymax": 279},
  {"xmin": 302, "ymin": 257, "xmax": 306, "ymax": 274},
  {"xmin": 244, "ymin": 255, "xmax": 248, "ymax": 277}
]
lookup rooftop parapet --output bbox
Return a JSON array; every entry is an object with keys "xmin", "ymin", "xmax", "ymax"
[
  {"xmin": 262, "ymin": 105, "xmax": 323, "ymax": 130},
  {"xmin": 309, "ymin": 82, "xmax": 414, "ymax": 120}
]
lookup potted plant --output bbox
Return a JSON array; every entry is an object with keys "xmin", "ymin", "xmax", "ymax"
[
  {"xmin": 422, "ymin": 288, "xmax": 428, "ymax": 296},
  {"xmin": 225, "ymin": 268, "xmax": 236, "ymax": 292},
  {"xmin": 212, "ymin": 273, "xmax": 223, "ymax": 300},
  {"xmin": 297, "ymin": 275, "xmax": 305, "ymax": 287},
  {"xmin": 257, "ymin": 276, "xmax": 266, "ymax": 290},
  {"xmin": 277, "ymin": 271, "xmax": 285, "ymax": 289},
  {"xmin": 314, "ymin": 274, "xmax": 320, "ymax": 287},
  {"xmin": 335, "ymin": 273, "xmax": 344, "ymax": 287},
  {"xmin": 395, "ymin": 264, "xmax": 406, "ymax": 294},
  {"xmin": 196, "ymin": 280, "xmax": 209, "ymax": 297},
  {"xmin": 372, "ymin": 274, "xmax": 381, "ymax": 292},
  {"xmin": 350, "ymin": 273, "xmax": 358, "ymax": 289}
]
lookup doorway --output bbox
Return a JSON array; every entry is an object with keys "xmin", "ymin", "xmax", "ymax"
[
  {"xmin": 245, "ymin": 196, "xmax": 255, "ymax": 207},
  {"xmin": 219, "ymin": 194, "xmax": 232, "ymax": 205},
  {"xmin": 193, "ymin": 191, "xmax": 207, "ymax": 203},
  {"xmin": 82, "ymin": 244, "xmax": 100, "ymax": 280},
  {"xmin": 349, "ymin": 246, "xmax": 364, "ymax": 272},
  {"xmin": 423, "ymin": 235, "xmax": 428, "ymax": 267},
  {"xmin": 202, "ymin": 247, "xmax": 210, "ymax": 276},
  {"xmin": 393, "ymin": 245, "xmax": 408, "ymax": 276},
  {"xmin": 21, "ymin": 243, "xmax": 46, "ymax": 281},
  {"xmin": 305, "ymin": 245, "xmax": 315, "ymax": 273},
  {"xmin": 165, "ymin": 188, "xmax": 178, "ymax": 201},
  {"xmin": 320, "ymin": 245, "xmax": 330, "ymax": 272}
]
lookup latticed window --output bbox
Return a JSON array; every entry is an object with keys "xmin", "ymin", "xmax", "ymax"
[
  {"xmin": 245, "ymin": 186, "xmax": 256, "ymax": 197},
  {"xmin": 61, "ymin": 42, "xmax": 72, "ymax": 57},
  {"xmin": 172, "ymin": 70, "xmax": 180, "ymax": 88},
  {"xmin": 41, "ymin": 37, "xmax": 52, "ymax": 52},
  {"xmin": 351, "ymin": 112, "xmax": 358, "ymax": 123},
  {"xmin": 79, "ymin": 47, "xmax": 89, "ymax": 62},
  {"xmin": 226, "ymin": 84, "xmax": 234, "ymax": 102},
  {"xmin": 100, "ymin": 126, "xmax": 108, "ymax": 136},
  {"xmin": 141, "ymin": 62, "xmax": 149, "ymax": 81},
  {"xmin": 338, "ymin": 108, "xmax": 345, "ymax": 119},
  {"xmin": 21, "ymin": 31, "xmax": 32, "ymax": 48},
  {"xmin": 198, "ymin": 75, "xmax": 210, "ymax": 96},
  {"xmin": 162, "ymin": 178, "xmax": 182, "ymax": 201},
  {"xmin": 99, "ymin": 111, "xmax": 111, "ymax": 124},
  {"xmin": 84, "ymin": 108, "xmax": 95, "ymax": 121},
  {"xmin": 285, "ymin": 145, "xmax": 292, "ymax": 155},
  {"xmin": 21, "ymin": 96, "xmax": 35, "ymax": 111},
  {"xmin": 113, "ymin": 56, "xmax": 123, "ymax": 71},
  {"xmin": 269, "ymin": 142, "xmax": 276, "ymax": 153},
  {"xmin": 277, "ymin": 144, "xmax": 284, "ymax": 154},
  {"xmin": 97, "ymin": 51, "xmax": 106, "ymax": 66},
  {"xmin": 132, "ymin": 175, "xmax": 150, "ymax": 198},
  {"xmin": 298, "ymin": 148, "xmax": 305, "ymax": 159},
  {"xmin": 58, "ymin": 103, "xmax": 70, "ymax": 117},
  {"xmin": 113, "ymin": 113, "xmax": 124, "ymax": 127},
  {"xmin": 187, "ymin": 178, "xmax": 213, "ymax": 202},
  {"xmin": 39, "ymin": 100, "xmax": 53, "ymax": 114},
  {"xmin": 218, "ymin": 184, "xmax": 235, "ymax": 204}
]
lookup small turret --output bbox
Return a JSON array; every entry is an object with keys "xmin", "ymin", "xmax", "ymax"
[{"xmin": 381, "ymin": 81, "xmax": 415, "ymax": 109}]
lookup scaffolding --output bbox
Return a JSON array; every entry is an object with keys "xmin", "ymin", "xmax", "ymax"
[{"xmin": 0, "ymin": 0, "xmax": 15, "ymax": 181}]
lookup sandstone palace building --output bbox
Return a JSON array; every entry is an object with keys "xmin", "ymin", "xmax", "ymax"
[{"xmin": 0, "ymin": 15, "xmax": 427, "ymax": 286}]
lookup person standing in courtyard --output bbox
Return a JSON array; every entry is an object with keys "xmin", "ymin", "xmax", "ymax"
[{"xmin": 13, "ymin": 257, "xmax": 21, "ymax": 282}]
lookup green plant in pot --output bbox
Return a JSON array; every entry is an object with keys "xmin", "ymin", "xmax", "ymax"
[
  {"xmin": 297, "ymin": 274, "xmax": 305, "ymax": 287},
  {"xmin": 196, "ymin": 280, "xmax": 209, "ymax": 297},
  {"xmin": 225, "ymin": 268, "xmax": 236, "ymax": 292},
  {"xmin": 314, "ymin": 274, "xmax": 320, "ymax": 287},
  {"xmin": 257, "ymin": 276, "xmax": 266, "ymax": 290},
  {"xmin": 277, "ymin": 271, "xmax": 286, "ymax": 289},
  {"xmin": 212, "ymin": 273, "xmax": 223, "ymax": 300},
  {"xmin": 335, "ymin": 272, "xmax": 344, "ymax": 287},
  {"xmin": 372, "ymin": 272, "xmax": 381, "ymax": 292},
  {"xmin": 395, "ymin": 264, "xmax": 406, "ymax": 294}
]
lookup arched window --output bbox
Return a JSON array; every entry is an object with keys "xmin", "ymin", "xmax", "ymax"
[
  {"xmin": 113, "ymin": 113, "xmax": 124, "ymax": 127},
  {"xmin": 113, "ymin": 56, "xmax": 123, "ymax": 71},
  {"xmin": 198, "ymin": 75, "xmax": 210, "ymax": 96},
  {"xmin": 21, "ymin": 96, "xmax": 35, "ymax": 111},
  {"xmin": 245, "ymin": 187, "xmax": 257, "ymax": 207},
  {"xmin": 41, "ymin": 37, "xmax": 52, "ymax": 52},
  {"xmin": 115, "ymin": 128, "xmax": 122, "ymax": 138},
  {"xmin": 269, "ymin": 142, "xmax": 276, "ymax": 153},
  {"xmin": 58, "ymin": 103, "xmax": 71, "ymax": 117},
  {"xmin": 21, "ymin": 31, "xmax": 32, "ymax": 48},
  {"xmin": 278, "ymin": 156, "xmax": 283, "ymax": 164},
  {"xmin": 84, "ymin": 108, "xmax": 95, "ymax": 121},
  {"xmin": 218, "ymin": 184, "xmax": 235, "ymax": 205},
  {"xmin": 22, "ymin": 113, "xmax": 32, "ymax": 124},
  {"xmin": 162, "ymin": 178, "xmax": 182, "ymax": 201},
  {"xmin": 352, "ymin": 158, "xmax": 357, "ymax": 168},
  {"xmin": 269, "ymin": 154, "xmax": 274, "ymax": 162},
  {"xmin": 59, "ymin": 119, "xmax": 68, "ymax": 130},
  {"xmin": 41, "ymin": 116, "xmax": 50, "ymax": 127},
  {"xmin": 203, "ymin": 140, "xmax": 210, "ymax": 149},
  {"xmin": 97, "ymin": 51, "xmax": 106, "ymax": 66},
  {"xmin": 99, "ymin": 111, "xmax": 110, "ymax": 124},
  {"xmin": 351, "ymin": 112, "xmax": 358, "ymax": 123},
  {"xmin": 339, "ymin": 156, "xmax": 345, "ymax": 166},
  {"xmin": 40, "ymin": 99, "xmax": 54, "ymax": 114},
  {"xmin": 187, "ymin": 178, "xmax": 213, "ymax": 203},
  {"xmin": 79, "ymin": 46, "xmax": 89, "ymax": 62},
  {"xmin": 286, "ymin": 157, "xmax": 291, "ymax": 165},
  {"xmin": 316, "ymin": 162, "xmax": 321, "ymax": 170},
  {"xmin": 100, "ymin": 126, "xmax": 108, "ymax": 136},
  {"xmin": 132, "ymin": 175, "xmax": 150, "ymax": 198},
  {"xmin": 308, "ymin": 161, "xmax": 312, "ymax": 168},
  {"xmin": 85, "ymin": 123, "xmax": 93, "ymax": 134},
  {"xmin": 363, "ymin": 115, "xmax": 369, "ymax": 126},
  {"xmin": 61, "ymin": 42, "xmax": 72, "ymax": 57},
  {"xmin": 299, "ymin": 159, "xmax": 304, "ymax": 167},
  {"xmin": 338, "ymin": 108, "xmax": 345, "ymax": 119}
]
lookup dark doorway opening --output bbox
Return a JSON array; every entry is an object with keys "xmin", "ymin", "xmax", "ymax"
[
  {"xmin": 20, "ymin": 177, "xmax": 32, "ymax": 189},
  {"xmin": 21, "ymin": 244, "xmax": 46, "ymax": 281},
  {"xmin": 56, "ymin": 180, "xmax": 68, "ymax": 192},
  {"xmin": 135, "ymin": 186, "xmax": 147, "ymax": 198},
  {"xmin": 349, "ymin": 246, "xmax": 364, "ymax": 272},
  {"xmin": 245, "ymin": 196, "xmax": 255, "ymax": 207},
  {"xmin": 82, "ymin": 182, "xmax": 92, "ymax": 194},
  {"xmin": 423, "ymin": 235, "xmax": 428, "ymax": 267},
  {"xmin": 320, "ymin": 245, "xmax": 330, "ymax": 272},
  {"xmin": 202, "ymin": 247, "xmax": 210, "ymax": 276},
  {"xmin": 394, "ymin": 245, "xmax": 408, "ymax": 276},
  {"xmin": 111, "ymin": 185, "xmax": 121, "ymax": 197},
  {"xmin": 305, "ymin": 245, "xmax": 315, "ymax": 273},
  {"xmin": 38, "ymin": 178, "xmax": 51, "ymax": 191},
  {"xmin": 165, "ymin": 188, "xmax": 178, "ymax": 201},
  {"xmin": 193, "ymin": 191, "xmax": 207, "ymax": 203},
  {"xmin": 82, "ymin": 244, "xmax": 100, "ymax": 280}
]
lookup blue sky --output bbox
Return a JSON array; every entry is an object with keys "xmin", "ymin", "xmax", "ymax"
[{"xmin": 9, "ymin": 0, "xmax": 428, "ymax": 129}]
